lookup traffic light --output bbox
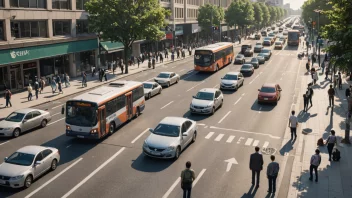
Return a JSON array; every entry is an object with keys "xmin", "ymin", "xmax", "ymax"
[{"xmin": 212, "ymin": 26, "xmax": 219, "ymax": 30}]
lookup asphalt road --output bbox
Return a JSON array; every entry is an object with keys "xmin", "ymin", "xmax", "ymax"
[{"xmin": 0, "ymin": 39, "xmax": 304, "ymax": 198}]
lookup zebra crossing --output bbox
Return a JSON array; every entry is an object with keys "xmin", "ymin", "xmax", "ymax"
[{"xmin": 204, "ymin": 131, "xmax": 271, "ymax": 149}]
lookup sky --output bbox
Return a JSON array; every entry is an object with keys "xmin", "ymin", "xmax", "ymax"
[{"xmin": 284, "ymin": 0, "xmax": 306, "ymax": 10}]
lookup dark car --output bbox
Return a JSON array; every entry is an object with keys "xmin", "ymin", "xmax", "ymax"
[
  {"xmin": 255, "ymin": 34, "xmax": 261, "ymax": 40},
  {"xmin": 241, "ymin": 44, "xmax": 252, "ymax": 54},
  {"xmin": 240, "ymin": 64, "xmax": 254, "ymax": 76},
  {"xmin": 261, "ymin": 31, "xmax": 267, "ymax": 37},
  {"xmin": 263, "ymin": 37, "xmax": 273, "ymax": 46},
  {"xmin": 258, "ymin": 83, "xmax": 282, "ymax": 105},
  {"xmin": 234, "ymin": 54, "xmax": 245, "ymax": 64},
  {"xmin": 260, "ymin": 49, "xmax": 272, "ymax": 60},
  {"xmin": 244, "ymin": 48, "xmax": 254, "ymax": 57},
  {"xmin": 256, "ymin": 55, "xmax": 265, "ymax": 64},
  {"xmin": 254, "ymin": 42, "xmax": 263, "ymax": 53},
  {"xmin": 250, "ymin": 58, "xmax": 259, "ymax": 69}
]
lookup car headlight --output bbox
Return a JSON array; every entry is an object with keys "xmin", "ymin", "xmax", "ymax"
[
  {"xmin": 206, "ymin": 104, "xmax": 213, "ymax": 107},
  {"xmin": 165, "ymin": 146, "xmax": 175, "ymax": 151},
  {"xmin": 90, "ymin": 128, "xmax": 98, "ymax": 134},
  {"xmin": 10, "ymin": 175, "xmax": 24, "ymax": 180},
  {"xmin": 143, "ymin": 141, "xmax": 148, "ymax": 149}
]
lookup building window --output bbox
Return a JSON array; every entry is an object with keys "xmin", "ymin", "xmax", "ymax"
[
  {"xmin": 0, "ymin": 0, "xmax": 4, "ymax": 7},
  {"xmin": 175, "ymin": 0, "xmax": 184, "ymax": 4},
  {"xmin": 175, "ymin": 8, "xmax": 184, "ymax": 19},
  {"xmin": 76, "ymin": 20, "xmax": 89, "ymax": 34},
  {"xmin": 76, "ymin": 0, "xmax": 89, "ymax": 10},
  {"xmin": 53, "ymin": 21, "xmax": 71, "ymax": 36},
  {"xmin": 0, "ymin": 21, "xmax": 4, "ymax": 41},
  {"xmin": 10, "ymin": 21, "xmax": 47, "ymax": 39},
  {"xmin": 10, "ymin": 0, "xmax": 46, "ymax": 8},
  {"xmin": 52, "ymin": 0, "xmax": 71, "ymax": 9}
]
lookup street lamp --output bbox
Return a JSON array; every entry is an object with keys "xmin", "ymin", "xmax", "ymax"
[{"xmin": 314, "ymin": 9, "xmax": 323, "ymax": 67}]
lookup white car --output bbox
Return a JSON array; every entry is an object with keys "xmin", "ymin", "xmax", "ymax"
[
  {"xmin": 143, "ymin": 117, "xmax": 197, "ymax": 159},
  {"xmin": 0, "ymin": 145, "xmax": 60, "ymax": 188},
  {"xmin": 190, "ymin": 88, "xmax": 224, "ymax": 115},
  {"xmin": 154, "ymin": 72, "xmax": 180, "ymax": 87},
  {"xmin": 143, "ymin": 82, "xmax": 162, "ymax": 99},
  {"xmin": 220, "ymin": 72, "xmax": 244, "ymax": 90}
]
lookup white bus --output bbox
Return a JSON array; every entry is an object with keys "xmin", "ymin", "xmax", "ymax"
[{"xmin": 64, "ymin": 80, "xmax": 145, "ymax": 139}]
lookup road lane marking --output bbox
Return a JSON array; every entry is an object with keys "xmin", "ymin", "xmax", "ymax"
[
  {"xmin": 242, "ymin": 93, "xmax": 245, "ymax": 96},
  {"xmin": 131, "ymin": 128, "xmax": 149, "ymax": 144},
  {"xmin": 245, "ymin": 138, "xmax": 253, "ymax": 146},
  {"xmin": 213, "ymin": 84, "xmax": 219, "ymax": 88},
  {"xmin": 263, "ymin": 141, "xmax": 269, "ymax": 148},
  {"xmin": 218, "ymin": 111, "xmax": 231, "ymax": 124},
  {"xmin": 205, "ymin": 132, "xmax": 215, "ymax": 139},
  {"xmin": 252, "ymin": 140, "xmax": 259, "ymax": 147},
  {"xmin": 196, "ymin": 123, "xmax": 205, "ymax": 126},
  {"xmin": 249, "ymin": 72, "xmax": 262, "ymax": 85},
  {"xmin": 52, "ymin": 104, "xmax": 62, "ymax": 109},
  {"xmin": 160, "ymin": 101, "xmax": 174, "ymax": 109},
  {"xmin": 47, "ymin": 118, "xmax": 65, "ymax": 126},
  {"xmin": 193, "ymin": 169, "xmax": 206, "ymax": 187},
  {"xmin": 25, "ymin": 158, "xmax": 83, "ymax": 198},
  {"xmin": 171, "ymin": 66, "xmax": 177, "ymax": 68},
  {"xmin": 62, "ymin": 148, "xmax": 125, "ymax": 198},
  {"xmin": 237, "ymin": 137, "xmax": 245, "ymax": 144},
  {"xmin": 259, "ymin": 107, "xmax": 262, "ymax": 114},
  {"xmin": 0, "ymin": 141, "xmax": 9, "ymax": 146},
  {"xmin": 162, "ymin": 177, "xmax": 181, "ymax": 198},
  {"xmin": 226, "ymin": 135, "xmax": 235, "ymax": 143},
  {"xmin": 186, "ymin": 70, "xmax": 194, "ymax": 74},
  {"xmin": 234, "ymin": 97, "xmax": 242, "ymax": 105},
  {"xmin": 186, "ymin": 81, "xmax": 205, "ymax": 92},
  {"xmin": 209, "ymin": 126, "xmax": 281, "ymax": 139},
  {"xmin": 214, "ymin": 134, "xmax": 224, "ymax": 141},
  {"xmin": 52, "ymin": 112, "xmax": 61, "ymax": 117}
]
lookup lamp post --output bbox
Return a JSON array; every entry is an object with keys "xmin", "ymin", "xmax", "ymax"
[
  {"xmin": 219, "ymin": 0, "xmax": 221, "ymax": 42},
  {"xmin": 314, "ymin": 9, "xmax": 323, "ymax": 67}
]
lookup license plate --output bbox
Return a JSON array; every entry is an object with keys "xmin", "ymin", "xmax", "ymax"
[
  {"xmin": 77, "ymin": 135, "xmax": 84, "ymax": 138},
  {"xmin": 0, "ymin": 180, "xmax": 5, "ymax": 184},
  {"xmin": 264, "ymin": 98, "xmax": 268, "ymax": 100},
  {"xmin": 152, "ymin": 151, "xmax": 161, "ymax": 156}
]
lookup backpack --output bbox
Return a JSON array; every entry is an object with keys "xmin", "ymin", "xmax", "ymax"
[
  {"xmin": 317, "ymin": 138, "xmax": 324, "ymax": 146},
  {"xmin": 333, "ymin": 149, "xmax": 341, "ymax": 161},
  {"xmin": 182, "ymin": 169, "xmax": 193, "ymax": 184}
]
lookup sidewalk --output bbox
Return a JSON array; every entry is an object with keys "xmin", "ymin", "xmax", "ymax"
[{"xmin": 288, "ymin": 58, "xmax": 352, "ymax": 198}]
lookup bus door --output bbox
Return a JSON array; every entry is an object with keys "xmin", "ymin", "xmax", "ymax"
[
  {"xmin": 98, "ymin": 106, "xmax": 106, "ymax": 136},
  {"xmin": 125, "ymin": 92, "xmax": 133, "ymax": 120}
]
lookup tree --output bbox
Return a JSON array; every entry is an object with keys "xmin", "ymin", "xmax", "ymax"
[
  {"xmin": 258, "ymin": 3, "xmax": 270, "ymax": 28},
  {"xmin": 301, "ymin": 0, "xmax": 332, "ymax": 28},
  {"xmin": 253, "ymin": 3, "xmax": 263, "ymax": 30},
  {"xmin": 225, "ymin": 0, "xmax": 254, "ymax": 37},
  {"xmin": 268, "ymin": 6, "xmax": 277, "ymax": 24},
  {"xmin": 86, "ymin": 0, "xmax": 169, "ymax": 74},
  {"xmin": 197, "ymin": 4, "xmax": 224, "ymax": 42}
]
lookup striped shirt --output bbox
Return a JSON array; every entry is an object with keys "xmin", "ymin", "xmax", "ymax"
[{"xmin": 267, "ymin": 162, "xmax": 280, "ymax": 177}]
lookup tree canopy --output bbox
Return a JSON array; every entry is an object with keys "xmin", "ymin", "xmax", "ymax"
[
  {"xmin": 225, "ymin": 0, "xmax": 254, "ymax": 30},
  {"xmin": 253, "ymin": 3, "xmax": 264, "ymax": 29},
  {"xmin": 301, "ymin": 0, "xmax": 331, "ymax": 28},
  {"xmin": 258, "ymin": 2, "xmax": 271, "ymax": 27},
  {"xmin": 85, "ymin": 0, "xmax": 169, "ymax": 74},
  {"xmin": 197, "ymin": 4, "xmax": 224, "ymax": 35}
]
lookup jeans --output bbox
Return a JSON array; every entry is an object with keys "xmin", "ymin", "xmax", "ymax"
[
  {"xmin": 290, "ymin": 127, "xmax": 297, "ymax": 139},
  {"xmin": 309, "ymin": 164, "xmax": 318, "ymax": 181},
  {"xmin": 304, "ymin": 100, "xmax": 309, "ymax": 111},
  {"xmin": 28, "ymin": 93, "xmax": 32, "ymax": 101},
  {"xmin": 327, "ymin": 143, "xmax": 334, "ymax": 160},
  {"xmin": 182, "ymin": 183, "xmax": 192, "ymax": 198},
  {"xmin": 329, "ymin": 96, "xmax": 334, "ymax": 106},
  {"xmin": 268, "ymin": 175, "xmax": 277, "ymax": 193},
  {"xmin": 252, "ymin": 170, "xmax": 261, "ymax": 185},
  {"xmin": 35, "ymin": 90, "xmax": 39, "ymax": 99},
  {"xmin": 5, "ymin": 98, "xmax": 12, "ymax": 107}
]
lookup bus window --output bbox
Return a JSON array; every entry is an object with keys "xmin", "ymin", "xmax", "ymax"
[
  {"xmin": 66, "ymin": 102, "xmax": 97, "ymax": 127},
  {"xmin": 194, "ymin": 51, "xmax": 213, "ymax": 66}
]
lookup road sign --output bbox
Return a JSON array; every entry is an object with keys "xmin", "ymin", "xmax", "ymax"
[{"xmin": 224, "ymin": 158, "xmax": 238, "ymax": 172}]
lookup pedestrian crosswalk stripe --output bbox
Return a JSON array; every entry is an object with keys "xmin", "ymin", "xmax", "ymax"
[
  {"xmin": 252, "ymin": 140, "xmax": 259, "ymax": 147},
  {"xmin": 205, "ymin": 132, "xmax": 214, "ymax": 139},
  {"xmin": 214, "ymin": 134, "xmax": 224, "ymax": 141},
  {"xmin": 263, "ymin": 141, "xmax": 269, "ymax": 148},
  {"xmin": 226, "ymin": 135, "xmax": 235, "ymax": 143},
  {"xmin": 245, "ymin": 138, "xmax": 253, "ymax": 146}
]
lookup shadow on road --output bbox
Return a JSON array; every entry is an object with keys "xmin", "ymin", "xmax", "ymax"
[{"xmin": 250, "ymin": 100, "xmax": 276, "ymax": 112}]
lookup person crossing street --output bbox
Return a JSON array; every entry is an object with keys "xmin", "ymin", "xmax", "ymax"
[{"xmin": 181, "ymin": 161, "xmax": 195, "ymax": 198}]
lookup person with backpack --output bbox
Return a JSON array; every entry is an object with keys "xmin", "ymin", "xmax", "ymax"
[
  {"xmin": 267, "ymin": 155, "xmax": 280, "ymax": 194},
  {"xmin": 325, "ymin": 130, "xmax": 337, "ymax": 161},
  {"xmin": 309, "ymin": 149, "xmax": 321, "ymax": 182},
  {"xmin": 181, "ymin": 161, "xmax": 195, "ymax": 198}
]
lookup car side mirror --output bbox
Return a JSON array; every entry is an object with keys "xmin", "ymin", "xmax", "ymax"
[
  {"xmin": 61, "ymin": 106, "xmax": 65, "ymax": 114},
  {"xmin": 149, "ymin": 128, "xmax": 154, "ymax": 133},
  {"xmin": 4, "ymin": 157, "xmax": 7, "ymax": 161},
  {"xmin": 258, "ymin": 89, "xmax": 261, "ymax": 91},
  {"xmin": 35, "ymin": 161, "xmax": 42, "ymax": 165},
  {"xmin": 22, "ymin": 119, "xmax": 27, "ymax": 123},
  {"xmin": 182, "ymin": 132, "xmax": 188, "ymax": 136}
]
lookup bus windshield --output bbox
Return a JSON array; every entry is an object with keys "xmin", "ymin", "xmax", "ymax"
[
  {"xmin": 288, "ymin": 32, "xmax": 299, "ymax": 41},
  {"xmin": 194, "ymin": 50, "xmax": 213, "ymax": 66},
  {"xmin": 66, "ymin": 102, "xmax": 97, "ymax": 127}
]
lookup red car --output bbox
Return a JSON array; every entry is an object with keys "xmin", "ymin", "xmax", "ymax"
[{"xmin": 257, "ymin": 83, "xmax": 282, "ymax": 104}]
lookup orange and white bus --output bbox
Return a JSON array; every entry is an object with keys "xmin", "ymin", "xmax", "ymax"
[
  {"xmin": 194, "ymin": 42, "xmax": 234, "ymax": 72},
  {"xmin": 288, "ymin": 30, "xmax": 300, "ymax": 46},
  {"xmin": 64, "ymin": 80, "xmax": 145, "ymax": 139}
]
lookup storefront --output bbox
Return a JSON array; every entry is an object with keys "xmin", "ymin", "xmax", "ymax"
[
  {"xmin": 0, "ymin": 38, "xmax": 98, "ymax": 91},
  {"xmin": 99, "ymin": 41, "xmax": 124, "ymax": 68},
  {"xmin": 183, "ymin": 24, "xmax": 202, "ymax": 45}
]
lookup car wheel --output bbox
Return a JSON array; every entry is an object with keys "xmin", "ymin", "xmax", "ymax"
[
  {"xmin": 220, "ymin": 100, "xmax": 223, "ymax": 108},
  {"xmin": 41, "ymin": 119, "xmax": 47, "ymax": 128},
  {"xmin": 24, "ymin": 175, "xmax": 33, "ymax": 188},
  {"xmin": 235, "ymin": 85, "xmax": 238, "ymax": 91},
  {"xmin": 191, "ymin": 131, "xmax": 197, "ymax": 143},
  {"xmin": 168, "ymin": 82, "xmax": 171, "ymax": 87},
  {"xmin": 174, "ymin": 147, "xmax": 181, "ymax": 160},
  {"xmin": 51, "ymin": 159, "xmax": 58, "ymax": 171},
  {"xmin": 176, "ymin": 78, "xmax": 179, "ymax": 83},
  {"xmin": 12, "ymin": 128, "xmax": 20, "ymax": 138},
  {"xmin": 109, "ymin": 123, "xmax": 115, "ymax": 135},
  {"xmin": 148, "ymin": 93, "xmax": 151, "ymax": 99},
  {"xmin": 135, "ymin": 107, "xmax": 140, "ymax": 118},
  {"xmin": 241, "ymin": 81, "xmax": 244, "ymax": 86},
  {"xmin": 211, "ymin": 107, "xmax": 215, "ymax": 115}
]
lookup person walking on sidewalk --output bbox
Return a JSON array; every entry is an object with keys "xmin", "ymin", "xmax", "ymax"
[
  {"xmin": 346, "ymin": 85, "xmax": 351, "ymax": 98},
  {"xmin": 51, "ymin": 77, "xmax": 57, "ymax": 94},
  {"xmin": 181, "ymin": 161, "xmax": 195, "ymax": 198},
  {"xmin": 303, "ymin": 93, "xmax": 309, "ymax": 112},
  {"xmin": 307, "ymin": 84, "xmax": 314, "ymax": 107},
  {"xmin": 159, "ymin": 53, "xmax": 163, "ymax": 63},
  {"xmin": 249, "ymin": 146, "xmax": 264, "ymax": 188},
  {"xmin": 64, "ymin": 73, "xmax": 70, "ymax": 87},
  {"xmin": 288, "ymin": 110, "xmax": 298, "ymax": 140},
  {"xmin": 325, "ymin": 130, "xmax": 337, "ymax": 161},
  {"xmin": 328, "ymin": 84, "xmax": 335, "ymax": 107},
  {"xmin": 267, "ymin": 155, "xmax": 280, "ymax": 194},
  {"xmin": 27, "ymin": 84, "xmax": 33, "ymax": 101},
  {"xmin": 309, "ymin": 149, "xmax": 321, "ymax": 182},
  {"xmin": 4, "ymin": 89, "xmax": 12, "ymax": 107},
  {"xmin": 313, "ymin": 71, "xmax": 318, "ymax": 85},
  {"xmin": 57, "ymin": 75, "xmax": 63, "ymax": 94},
  {"xmin": 82, "ymin": 72, "xmax": 87, "ymax": 87},
  {"xmin": 40, "ymin": 78, "xmax": 45, "ymax": 94},
  {"xmin": 34, "ymin": 80, "xmax": 39, "ymax": 100},
  {"xmin": 338, "ymin": 72, "xmax": 342, "ymax": 90}
]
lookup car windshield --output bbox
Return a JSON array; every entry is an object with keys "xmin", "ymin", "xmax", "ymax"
[
  {"xmin": 157, "ymin": 73, "xmax": 170, "ymax": 78},
  {"xmin": 66, "ymin": 102, "xmax": 98, "ymax": 127},
  {"xmin": 255, "ymin": 43, "xmax": 262, "ymax": 46},
  {"xmin": 251, "ymin": 58, "xmax": 258, "ymax": 62},
  {"xmin": 257, "ymin": 54, "xmax": 265, "ymax": 58},
  {"xmin": 143, "ymin": 83, "xmax": 153, "ymax": 89},
  {"xmin": 153, "ymin": 124, "xmax": 180, "ymax": 137},
  {"xmin": 236, "ymin": 55, "xmax": 243, "ymax": 58},
  {"xmin": 264, "ymin": 37, "xmax": 271, "ymax": 40},
  {"xmin": 5, "ymin": 112, "xmax": 25, "ymax": 122},
  {"xmin": 242, "ymin": 65, "xmax": 252, "ymax": 69},
  {"xmin": 260, "ymin": 87, "xmax": 276, "ymax": 93},
  {"xmin": 195, "ymin": 91, "xmax": 214, "ymax": 101},
  {"xmin": 5, "ymin": 152, "xmax": 35, "ymax": 166},
  {"xmin": 275, "ymin": 42, "xmax": 282, "ymax": 45},
  {"xmin": 223, "ymin": 74, "xmax": 238, "ymax": 80},
  {"xmin": 261, "ymin": 49, "xmax": 270, "ymax": 53}
]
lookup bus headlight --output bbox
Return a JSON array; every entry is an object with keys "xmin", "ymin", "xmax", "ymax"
[
  {"xmin": 90, "ymin": 129, "xmax": 98, "ymax": 134},
  {"xmin": 66, "ymin": 125, "xmax": 71, "ymax": 130}
]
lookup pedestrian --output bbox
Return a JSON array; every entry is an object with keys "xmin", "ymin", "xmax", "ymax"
[
  {"xmin": 82, "ymin": 72, "xmax": 87, "ymax": 87},
  {"xmin": 40, "ymin": 78, "xmax": 45, "ymax": 94},
  {"xmin": 34, "ymin": 80, "xmax": 39, "ymax": 100},
  {"xmin": 307, "ymin": 85, "xmax": 313, "ymax": 107},
  {"xmin": 181, "ymin": 161, "xmax": 195, "ymax": 198},
  {"xmin": 137, "ymin": 57, "xmax": 141, "ymax": 68},
  {"xmin": 325, "ymin": 130, "xmax": 337, "ymax": 161},
  {"xmin": 188, "ymin": 46, "xmax": 192, "ymax": 55},
  {"xmin": 51, "ymin": 77, "xmax": 57, "ymax": 94},
  {"xmin": 328, "ymin": 84, "xmax": 335, "ymax": 107},
  {"xmin": 306, "ymin": 61, "xmax": 310, "ymax": 73},
  {"xmin": 288, "ymin": 110, "xmax": 298, "ymax": 140},
  {"xmin": 152, "ymin": 56, "xmax": 156, "ymax": 69},
  {"xmin": 303, "ymin": 93, "xmax": 309, "ymax": 112},
  {"xmin": 27, "ymin": 84, "xmax": 33, "ymax": 101},
  {"xmin": 64, "ymin": 73, "xmax": 70, "ymax": 87},
  {"xmin": 325, "ymin": 68, "xmax": 329, "ymax": 80},
  {"xmin": 338, "ymin": 72, "xmax": 342, "ymax": 90},
  {"xmin": 313, "ymin": 71, "xmax": 318, "ymax": 85},
  {"xmin": 177, "ymin": 49, "xmax": 180, "ymax": 59},
  {"xmin": 159, "ymin": 53, "xmax": 163, "ymax": 63},
  {"xmin": 309, "ymin": 149, "xmax": 321, "ymax": 182},
  {"xmin": 165, "ymin": 49, "xmax": 169, "ymax": 59},
  {"xmin": 100, "ymin": 69, "xmax": 104, "ymax": 82},
  {"xmin": 249, "ymin": 146, "xmax": 264, "ymax": 187},
  {"xmin": 4, "ymin": 89, "xmax": 12, "ymax": 107},
  {"xmin": 346, "ymin": 85, "xmax": 351, "ymax": 98},
  {"xmin": 104, "ymin": 69, "xmax": 108, "ymax": 81},
  {"xmin": 119, "ymin": 60, "xmax": 124, "ymax": 74},
  {"xmin": 267, "ymin": 155, "xmax": 280, "ymax": 194},
  {"xmin": 57, "ymin": 75, "xmax": 63, "ymax": 94}
]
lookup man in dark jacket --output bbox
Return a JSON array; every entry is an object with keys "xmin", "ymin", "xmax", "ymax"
[
  {"xmin": 328, "ymin": 84, "xmax": 335, "ymax": 107},
  {"xmin": 250, "ymin": 146, "xmax": 264, "ymax": 187}
]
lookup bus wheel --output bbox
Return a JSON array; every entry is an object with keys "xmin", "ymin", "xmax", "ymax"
[{"xmin": 109, "ymin": 123, "xmax": 115, "ymax": 135}]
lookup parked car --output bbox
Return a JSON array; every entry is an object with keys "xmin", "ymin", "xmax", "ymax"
[
  {"xmin": 220, "ymin": 72, "xmax": 244, "ymax": 90},
  {"xmin": 258, "ymin": 83, "xmax": 282, "ymax": 105},
  {"xmin": 143, "ymin": 82, "xmax": 162, "ymax": 99},
  {"xmin": 154, "ymin": 72, "xmax": 180, "ymax": 87},
  {"xmin": 190, "ymin": 88, "xmax": 224, "ymax": 114}
]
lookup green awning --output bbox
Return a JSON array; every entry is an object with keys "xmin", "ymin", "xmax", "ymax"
[
  {"xmin": 100, "ymin": 41, "xmax": 124, "ymax": 53},
  {"xmin": 0, "ymin": 39, "xmax": 98, "ymax": 66}
]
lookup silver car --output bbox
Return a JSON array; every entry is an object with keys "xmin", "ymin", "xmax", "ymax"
[
  {"xmin": 0, "ymin": 145, "xmax": 60, "ymax": 188},
  {"xmin": 0, "ymin": 108, "xmax": 52, "ymax": 138},
  {"xmin": 143, "ymin": 82, "xmax": 162, "ymax": 99},
  {"xmin": 154, "ymin": 72, "xmax": 180, "ymax": 87},
  {"xmin": 190, "ymin": 88, "xmax": 224, "ymax": 115},
  {"xmin": 220, "ymin": 72, "xmax": 244, "ymax": 90},
  {"xmin": 143, "ymin": 117, "xmax": 197, "ymax": 160}
]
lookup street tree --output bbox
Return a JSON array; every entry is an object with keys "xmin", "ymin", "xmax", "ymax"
[
  {"xmin": 225, "ymin": 0, "xmax": 254, "ymax": 37},
  {"xmin": 258, "ymin": 3, "xmax": 270, "ymax": 28},
  {"xmin": 197, "ymin": 4, "xmax": 224, "ymax": 42},
  {"xmin": 301, "ymin": 0, "xmax": 332, "ymax": 28},
  {"xmin": 253, "ymin": 3, "xmax": 264, "ymax": 30},
  {"xmin": 85, "ymin": 0, "xmax": 169, "ymax": 74},
  {"xmin": 268, "ymin": 6, "xmax": 277, "ymax": 24}
]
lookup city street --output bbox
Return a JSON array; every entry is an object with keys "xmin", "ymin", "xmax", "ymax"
[{"xmin": 0, "ymin": 40, "xmax": 303, "ymax": 198}]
